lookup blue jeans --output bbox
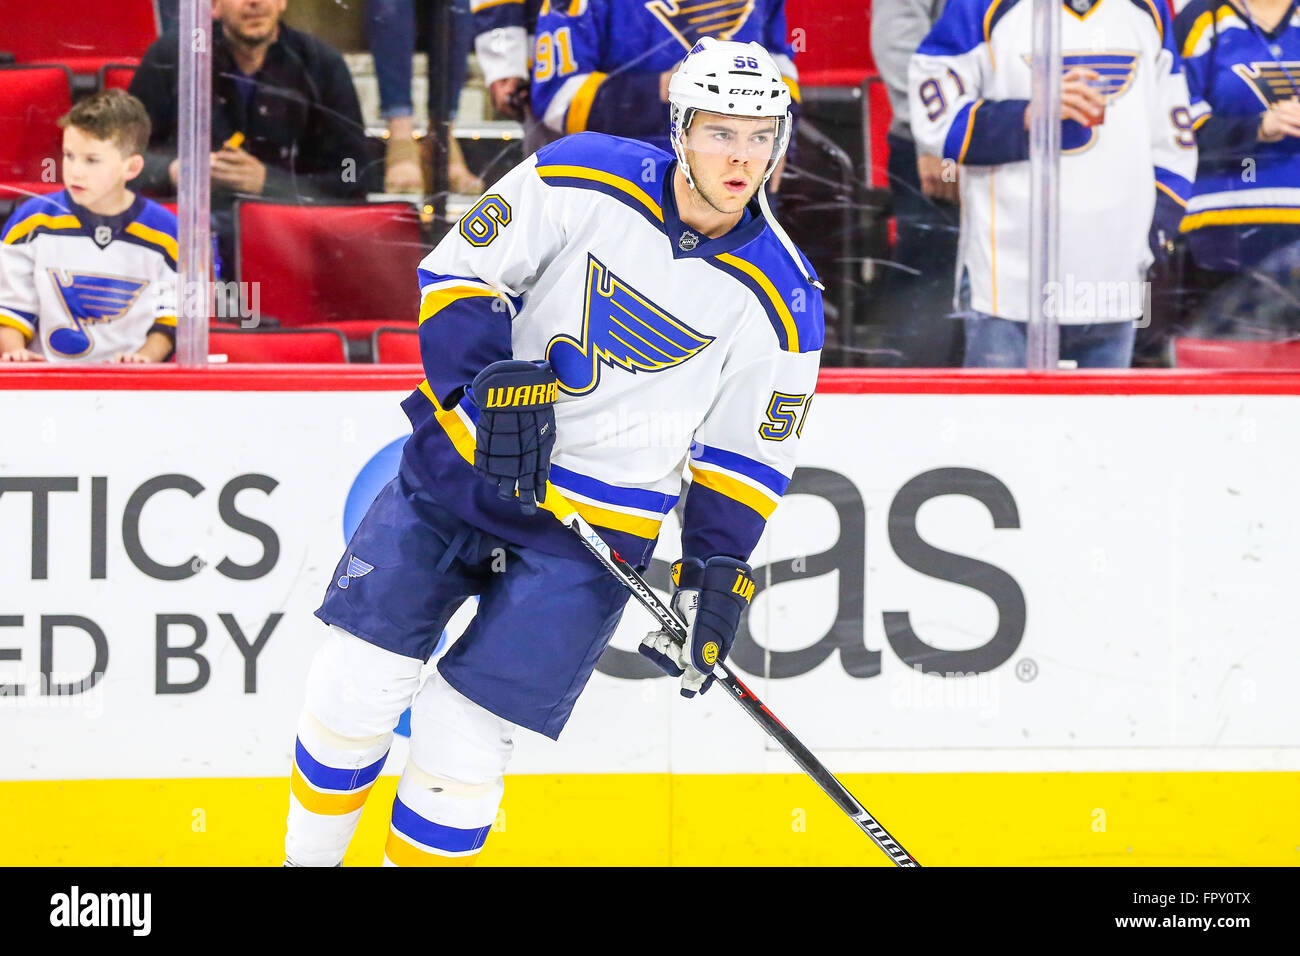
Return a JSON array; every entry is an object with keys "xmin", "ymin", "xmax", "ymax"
[
  {"xmin": 365, "ymin": 0, "xmax": 473, "ymax": 121},
  {"xmin": 963, "ymin": 314, "xmax": 1136, "ymax": 368}
]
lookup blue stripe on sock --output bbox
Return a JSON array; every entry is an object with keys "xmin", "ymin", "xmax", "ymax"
[
  {"xmin": 294, "ymin": 738, "xmax": 387, "ymax": 793},
  {"xmin": 391, "ymin": 795, "xmax": 491, "ymax": 853}
]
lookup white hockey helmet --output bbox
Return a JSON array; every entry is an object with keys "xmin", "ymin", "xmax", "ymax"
[{"xmin": 668, "ymin": 37, "xmax": 792, "ymax": 189}]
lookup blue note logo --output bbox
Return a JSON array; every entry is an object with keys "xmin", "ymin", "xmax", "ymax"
[
  {"xmin": 1232, "ymin": 61, "xmax": 1300, "ymax": 106},
  {"xmin": 545, "ymin": 254, "xmax": 714, "ymax": 396},
  {"xmin": 336, "ymin": 554, "xmax": 374, "ymax": 589},
  {"xmin": 45, "ymin": 270, "xmax": 148, "ymax": 357},
  {"xmin": 647, "ymin": 1, "xmax": 756, "ymax": 51}
]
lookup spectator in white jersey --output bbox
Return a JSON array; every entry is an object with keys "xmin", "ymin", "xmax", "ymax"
[
  {"xmin": 872, "ymin": 0, "xmax": 963, "ymax": 367},
  {"xmin": 910, "ymin": 0, "xmax": 1197, "ymax": 367},
  {"xmin": 0, "ymin": 91, "xmax": 178, "ymax": 364}
]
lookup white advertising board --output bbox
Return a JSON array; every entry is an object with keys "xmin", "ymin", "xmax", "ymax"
[{"xmin": 2, "ymin": 389, "xmax": 1297, "ymax": 780}]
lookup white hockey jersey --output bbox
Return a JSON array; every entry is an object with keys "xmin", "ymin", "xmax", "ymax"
[
  {"xmin": 909, "ymin": 0, "xmax": 1197, "ymax": 322},
  {"xmin": 400, "ymin": 132, "xmax": 824, "ymax": 568},
  {"xmin": 0, "ymin": 190, "xmax": 178, "ymax": 361}
]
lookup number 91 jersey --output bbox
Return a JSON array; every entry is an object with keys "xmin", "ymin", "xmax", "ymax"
[
  {"xmin": 908, "ymin": 0, "xmax": 1197, "ymax": 322},
  {"xmin": 401, "ymin": 132, "xmax": 824, "ymax": 569}
]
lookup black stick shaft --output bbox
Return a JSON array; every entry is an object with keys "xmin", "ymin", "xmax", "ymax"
[{"xmin": 546, "ymin": 495, "xmax": 920, "ymax": 867}]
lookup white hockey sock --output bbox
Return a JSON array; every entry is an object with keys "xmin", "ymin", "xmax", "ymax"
[
  {"xmin": 381, "ymin": 671, "xmax": 513, "ymax": 867},
  {"xmin": 381, "ymin": 763, "xmax": 503, "ymax": 866},
  {"xmin": 284, "ymin": 626, "xmax": 424, "ymax": 867},
  {"xmin": 286, "ymin": 711, "xmax": 392, "ymax": 867}
]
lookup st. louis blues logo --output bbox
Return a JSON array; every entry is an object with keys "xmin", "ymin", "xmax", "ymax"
[
  {"xmin": 45, "ymin": 270, "xmax": 148, "ymax": 358},
  {"xmin": 1022, "ymin": 51, "xmax": 1139, "ymax": 154},
  {"xmin": 1232, "ymin": 62, "xmax": 1300, "ymax": 106},
  {"xmin": 646, "ymin": 0, "xmax": 756, "ymax": 51},
  {"xmin": 337, "ymin": 554, "xmax": 374, "ymax": 589},
  {"xmin": 545, "ymin": 254, "xmax": 713, "ymax": 396}
]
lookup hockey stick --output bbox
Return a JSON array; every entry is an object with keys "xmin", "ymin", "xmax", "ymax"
[{"xmin": 539, "ymin": 485, "xmax": 920, "ymax": 867}]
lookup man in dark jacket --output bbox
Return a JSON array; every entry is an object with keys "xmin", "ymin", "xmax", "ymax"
[{"xmin": 130, "ymin": 0, "xmax": 375, "ymax": 269}]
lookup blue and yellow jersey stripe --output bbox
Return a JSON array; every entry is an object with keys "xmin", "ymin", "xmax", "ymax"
[
  {"xmin": 535, "ymin": 162, "xmax": 664, "ymax": 228},
  {"xmin": 4, "ymin": 212, "xmax": 80, "ymax": 245},
  {"xmin": 415, "ymin": 380, "xmax": 669, "ymax": 542},
  {"xmin": 709, "ymin": 252, "xmax": 806, "ymax": 353},
  {"xmin": 688, "ymin": 442, "xmax": 788, "ymax": 520},
  {"xmin": 565, "ymin": 72, "xmax": 607, "ymax": 134},
  {"xmin": 0, "ymin": 307, "xmax": 36, "ymax": 340}
]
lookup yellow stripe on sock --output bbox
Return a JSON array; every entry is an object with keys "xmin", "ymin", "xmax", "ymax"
[
  {"xmin": 384, "ymin": 828, "xmax": 481, "ymax": 866},
  {"xmin": 290, "ymin": 763, "xmax": 373, "ymax": 816}
]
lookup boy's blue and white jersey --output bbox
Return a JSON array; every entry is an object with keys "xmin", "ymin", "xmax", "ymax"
[
  {"xmin": 909, "ymin": 0, "xmax": 1197, "ymax": 321},
  {"xmin": 0, "ymin": 190, "xmax": 178, "ymax": 361},
  {"xmin": 530, "ymin": 0, "xmax": 798, "ymax": 152},
  {"xmin": 1175, "ymin": 0, "xmax": 1300, "ymax": 270},
  {"xmin": 404, "ymin": 132, "xmax": 823, "ymax": 569}
]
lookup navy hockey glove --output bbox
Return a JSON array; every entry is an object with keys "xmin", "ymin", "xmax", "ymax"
[
  {"xmin": 467, "ymin": 359, "xmax": 558, "ymax": 515},
  {"xmin": 639, "ymin": 556, "xmax": 755, "ymax": 698}
]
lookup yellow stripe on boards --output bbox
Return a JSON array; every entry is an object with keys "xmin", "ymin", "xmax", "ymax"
[
  {"xmin": 689, "ymin": 466, "xmax": 778, "ymax": 519},
  {"xmin": 289, "ymin": 763, "xmax": 373, "ymax": 816},
  {"xmin": 714, "ymin": 253, "xmax": 799, "ymax": 351},
  {"xmin": 384, "ymin": 828, "xmax": 480, "ymax": 867},
  {"xmin": 1, "ymin": 772, "xmax": 1295, "ymax": 865},
  {"xmin": 535, "ymin": 164, "xmax": 664, "ymax": 221}
]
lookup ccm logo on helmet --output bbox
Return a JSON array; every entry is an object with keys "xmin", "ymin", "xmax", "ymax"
[{"xmin": 728, "ymin": 88, "xmax": 764, "ymax": 95}]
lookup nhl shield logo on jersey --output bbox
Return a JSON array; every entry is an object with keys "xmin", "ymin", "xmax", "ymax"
[
  {"xmin": 545, "ymin": 254, "xmax": 714, "ymax": 395},
  {"xmin": 647, "ymin": 0, "xmax": 756, "ymax": 51}
]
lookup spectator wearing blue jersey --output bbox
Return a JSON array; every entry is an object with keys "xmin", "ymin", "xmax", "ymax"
[
  {"xmin": 529, "ymin": 0, "xmax": 798, "ymax": 187},
  {"xmin": 1175, "ymin": 0, "xmax": 1300, "ymax": 301},
  {"xmin": 0, "ymin": 92, "xmax": 177, "ymax": 364}
]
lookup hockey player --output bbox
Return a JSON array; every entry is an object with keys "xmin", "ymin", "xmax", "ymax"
[
  {"xmin": 909, "ymin": 0, "xmax": 1197, "ymax": 367},
  {"xmin": 284, "ymin": 37, "xmax": 823, "ymax": 866},
  {"xmin": 529, "ymin": 0, "xmax": 800, "ymax": 156},
  {"xmin": 0, "ymin": 90, "xmax": 177, "ymax": 363}
]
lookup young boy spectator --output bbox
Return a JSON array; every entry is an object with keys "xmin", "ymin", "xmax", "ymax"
[{"xmin": 0, "ymin": 90, "xmax": 177, "ymax": 364}]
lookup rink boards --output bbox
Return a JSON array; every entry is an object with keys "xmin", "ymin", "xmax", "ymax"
[{"xmin": 1, "ymin": 368, "xmax": 1297, "ymax": 865}]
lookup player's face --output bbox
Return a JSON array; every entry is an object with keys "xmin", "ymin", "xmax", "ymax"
[
  {"xmin": 682, "ymin": 112, "xmax": 778, "ymax": 214},
  {"xmin": 62, "ymin": 127, "xmax": 141, "ymax": 212},
  {"xmin": 213, "ymin": 0, "xmax": 286, "ymax": 45}
]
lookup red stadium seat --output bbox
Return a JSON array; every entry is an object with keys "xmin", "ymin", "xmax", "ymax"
[
  {"xmin": 1173, "ymin": 338, "xmax": 1300, "ymax": 370},
  {"xmin": 0, "ymin": 0, "xmax": 157, "ymax": 75},
  {"xmin": 783, "ymin": 0, "xmax": 874, "ymax": 88},
  {"xmin": 0, "ymin": 66, "xmax": 72, "ymax": 195},
  {"xmin": 235, "ymin": 200, "xmax": 427, "ymax": 339},
  {"xmin": 372, "ymin": 326, "xmax": 422, "ymax": 363},
  {"xmin": 208, "ymin": 328, "xmax": 349, "ymax": 364},
  {"xmin": 99, "ymin": 63, "xmax": 137, "ymax": 92}
]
